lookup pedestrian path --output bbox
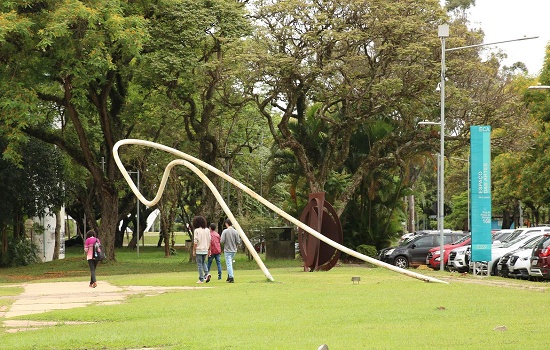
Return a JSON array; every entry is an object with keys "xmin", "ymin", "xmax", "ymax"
[{"xmin": 1, "ymin": 281, "xmax": 208, "ymax": 333}]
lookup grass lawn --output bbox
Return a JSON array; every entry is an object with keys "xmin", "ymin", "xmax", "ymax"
[{"xmin": 1, "ymin": 245, "xmax": 549, "ymax": 349}]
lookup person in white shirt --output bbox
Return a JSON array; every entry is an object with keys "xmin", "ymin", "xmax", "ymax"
[{"xmin": 192, "ymin": 216, "xmax": 211, "ymax": 283}]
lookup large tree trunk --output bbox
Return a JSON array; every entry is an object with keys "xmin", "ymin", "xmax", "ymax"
[
  {"xmin": 158, "ymin": 205, "xmax": 174, "ymax": 257},
  {"xmin": 98, "ymin": 191, "xmax": 119, "ymax": 262},
  {"xmin": 501, "ymin": 209, "xmax": 512, "ymax": 229},
  {"xmin": 1, "ymin": 224, "xmax": 7, "ymax": 254}
]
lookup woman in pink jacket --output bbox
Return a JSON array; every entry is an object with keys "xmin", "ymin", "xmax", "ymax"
[{"xmin": 84, "ymin": 230, "xmax": 99, "ymax": 288}]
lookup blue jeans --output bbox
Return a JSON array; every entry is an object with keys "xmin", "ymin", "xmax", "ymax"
[
  {"xmin": 224, "ymin": 251, "xmax": 236, "ymax": 278},
  {"xmin": 196, "ymin": 254, "xmax": 208, "ymax": 281},
  {"xmin": 207, "ymin": 253, "xmax": 222, "ymax": 279}
]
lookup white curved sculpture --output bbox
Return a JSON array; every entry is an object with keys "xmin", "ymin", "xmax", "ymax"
[{"xmin": 113, "ymin": 139, "xmax": 448, "ymax": 284}]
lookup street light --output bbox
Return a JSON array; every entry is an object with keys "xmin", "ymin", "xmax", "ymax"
[
  {"xmin": 433, "ymin": 25, "xmax": 538, "ymax": 272},
  {"xmin": 418, "ymin": 124, "xmax": 442, "ymax": 234},
  {"xmin": 437, "ymin": 24, "xmax": 449, "ymax": 271}
]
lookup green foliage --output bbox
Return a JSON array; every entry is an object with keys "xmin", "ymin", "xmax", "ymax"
[
  {"xmin": 1, "ymin": 0, "xmax": 545, "ymax": 262},
  {"xmin": 446, "ymin": 192, "xmax": 468, "ymax": 230},
  {"xmin": 233, "ymin": 214, "xmax": 285, "ymax": 240},
  {"xmin": 0, "ymin": 237, "xmax": 39, "ymax": 267},
  {"xmin": 355, "ymin": 244, "xmax": 377, "ymax": 258},
  {"xmin": 0, "ymin": 136, "xmax": 67, "ymax": 234},
  {"xmin": 445, "ymin": 0, "xmax": 476, "ymax": 11}
]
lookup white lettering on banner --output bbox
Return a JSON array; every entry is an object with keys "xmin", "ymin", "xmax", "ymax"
[
  {"xmin": 478, "ymin": 172, "xmax": 483, "ymax": 192},
  {"xmin": 483, "ymin": 163, "xmax": 490, "ymax": 193},
  {"xmin": 481, "ymin": 210, "xmax": 491, "ymax": 224},
  {"xmin": 478, "ymin": 126, "xmax": 490, "ymax": 132},
  {"xmin": 475, "ymin": 244, "xmax": 489, "ymax": 250},
  {"xmin": 476, "ymin": 165, "xmax": 490, "ymax": 193}
]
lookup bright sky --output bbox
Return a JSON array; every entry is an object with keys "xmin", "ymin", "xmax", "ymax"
[{"xmin": 466, "ymin": 0, "xmax": 550, "ymax": 75}]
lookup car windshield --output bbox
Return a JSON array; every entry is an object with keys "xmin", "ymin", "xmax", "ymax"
[
  {"xmin": 501, "ymin": 234, "xmax": 537, "ymax": 248},
  {"xmin": 502, "ymin": 229, "xmax": 523, "ymax": 242},
  {"xmin": 399, "ymin": 237, "xmax": 415, "ymax": 246},
  {"xmin": 493, "ymin": 231, "xmax": 512, "ymax": 242},
  {"xmin": 521, "ymin": 235, "xmax": 545, "ymax": 249},
  {"xmin": 452, "ymin": 235, "xmax": 470, "ymax": 245},
  {"xmin": 399, "ymin": 235, "xmax": 425, "ymax": 246}
]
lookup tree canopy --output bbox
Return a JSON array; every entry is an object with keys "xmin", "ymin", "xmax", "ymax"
[{"xmin": 0, "ymin": 0, "xmax": 546, "ymax": 261}]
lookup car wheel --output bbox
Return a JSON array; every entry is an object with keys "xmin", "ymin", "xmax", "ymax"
[
  {"xmin": 394, "ymin": 256, "xmax": 409, "ymax": 269},
  {"xmin": 491, "ymin": 263, "xmax": 499, "ymax": 276}
]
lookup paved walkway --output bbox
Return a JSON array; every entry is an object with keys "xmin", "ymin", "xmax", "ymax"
[{"xmin": 0, "ymin": 281, "xmax": 207, "ymax": 333}]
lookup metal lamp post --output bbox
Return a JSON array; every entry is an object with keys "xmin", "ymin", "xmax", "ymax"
[
  {"xmin": 419, "ymin": 24, "xmax": 448, "ymax": 272},
  {"xmin": 438, "ymin": 24, "xmax": 449, "ymax": 271}
]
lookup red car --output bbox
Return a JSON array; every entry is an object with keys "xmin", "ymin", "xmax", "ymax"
[
  {"xmin": 426, "ymin": 235, "xmax": 471, "ymax": 270},
  {"xmin": 529, "ymin": 233, "xmax": 550, "ymax": 280}
]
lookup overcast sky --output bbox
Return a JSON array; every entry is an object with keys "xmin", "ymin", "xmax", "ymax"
[{"xmin": 466, "ymin": 0, "xmax": 550, "ymax": 75}]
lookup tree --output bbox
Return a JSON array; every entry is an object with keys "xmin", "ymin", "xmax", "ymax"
[
  {"xmin": 0, "ymin": 1, "xmax": 150, "ymax": 260},
  {"xmin": 497, "ymin": 48, "xmax": 550, "ymax": 226},
  {"xmin": 136, "ymin": 0, "xmax": 254, "ymax": 223},
  {"xmin": 0, "ymin": 135, "xmax": 66, "ymax": 262},
  {"xmin": 238, "ymin": 0, "xmax": 453, "ymax": 246},
  {"xmin": 246, "ymin": 0, "xmax": 445, "ymax": 204}
]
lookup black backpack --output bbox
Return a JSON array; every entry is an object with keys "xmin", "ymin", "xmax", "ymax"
[{"xmin": 93, "ymin": 238, "xmax": 105, "ymax": 261}]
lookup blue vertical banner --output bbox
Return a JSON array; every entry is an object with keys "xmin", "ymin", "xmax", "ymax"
[{"xmin": 470, "ymin": 126, "xmax": 492, "ymax": 261}]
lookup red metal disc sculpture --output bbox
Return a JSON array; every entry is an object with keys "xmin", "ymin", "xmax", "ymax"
[{"xmin": 298, "ymin": 192, "xmax": 343, "ymax": 271}]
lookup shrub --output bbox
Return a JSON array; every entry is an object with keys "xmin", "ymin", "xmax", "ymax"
[
  {"xmin": 0, "ymin": 237, "xmax": 39, "ymax": 267},
  {"xmin": 356, "ymin": 244, "xmax": 378, "ymax": 258}
]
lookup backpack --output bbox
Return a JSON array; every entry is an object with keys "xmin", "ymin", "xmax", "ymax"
[{"xmin": 93, "ymin": 238, "xmax": 105, "ymax": 261}]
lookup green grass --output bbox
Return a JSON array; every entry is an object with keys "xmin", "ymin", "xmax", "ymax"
[
  {"xmin": 1, "ymin": 246, "xmax": 549, "ymax": 349},
  {"xmin": 126, "ymin": 231, "xmax": 191, "ymax": 246}
]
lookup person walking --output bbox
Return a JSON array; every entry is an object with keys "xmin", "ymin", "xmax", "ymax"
[
  {"xmin": 192, "ymin": 216, "xmax": 211, "ymax": 284},
  {"xmin": 207, "ymin": 223, "xmax": 223, "ymax": 280},
  {"xmin": 84, "ymin": 230, "xmax": 100, "ymax": 288},
  {"xmin": 220, "ymin": 219, "xmax": 241, "ymax": 283}
]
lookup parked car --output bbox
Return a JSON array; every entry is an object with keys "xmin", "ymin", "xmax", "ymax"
[
  {"xmin": 426, "ymin": 235, "xmax": 471, "ymax": 270},
  {"xmin": 529, "ymin": 233, "xmax": 550, "ymax": 280},
  {"xmin": 483, "ymin": 229, "xmax": 549, "ymax": 276},
  {"xmin": 447, "ymin": 229, "xmax": 539, "ymax": 274},
  {"xmin": 64, "ymin": 234, "xmax": 83, "ymax": 247},
  {"xmin": 497, "ymin": 235, "xmax": 545, "ymax": 279},
  {"xmin": 447, "ymin": 245, "xmax": 470, "ymax": 272},
  {"xmin": 377, "ymin": 231, "xmax": 467, "ymax": 269}
]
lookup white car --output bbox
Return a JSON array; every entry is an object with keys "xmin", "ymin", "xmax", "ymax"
[
  {"xmin": 483, "ymin": 230, "xmax": 549, "ymax": 275},
  {"xmin": 447, "ymin": 245, "xmax": 470, "ymax": 272},
  {"xmin": 507, "ymin": 249, "xmax": 536, "ymax": 279},
  {"xmin": 497, "ymin": 235, "xmax": 545, "ymax": 279}
]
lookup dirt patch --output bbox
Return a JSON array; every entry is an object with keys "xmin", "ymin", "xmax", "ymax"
[{"xmin": 438, "ymin": 273, "xmax": 549, "ymax": 291}]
